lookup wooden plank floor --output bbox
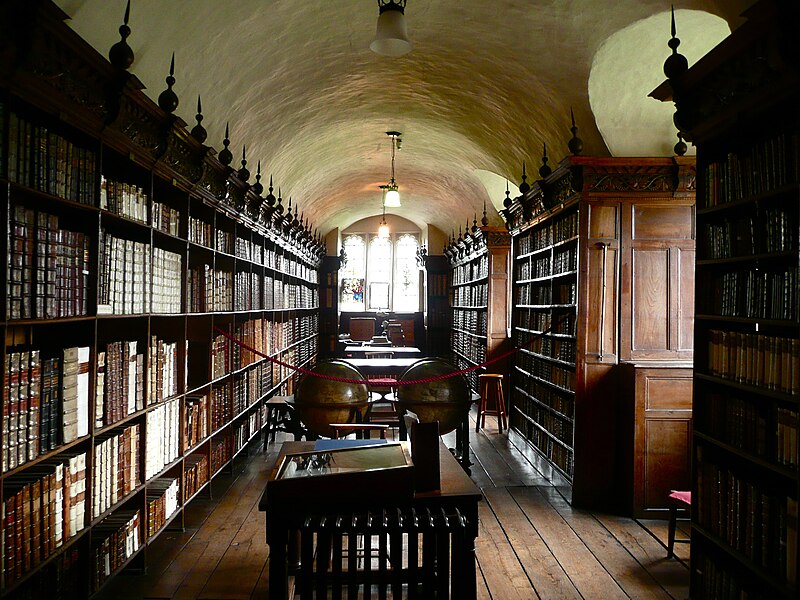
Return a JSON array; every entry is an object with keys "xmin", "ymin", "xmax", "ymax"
[{"xmin": 96, "ymin": 411, "xmax": 689, "ymax": 599}]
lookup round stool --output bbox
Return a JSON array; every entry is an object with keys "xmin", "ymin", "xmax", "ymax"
[{"xmin": 477, "ymin": 373, "xmax": 507, "ymax": 433}]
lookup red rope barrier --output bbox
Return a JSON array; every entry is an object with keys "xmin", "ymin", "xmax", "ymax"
[{"xmin": 212, "ymin": 314, "xmax": 568, "ymax": 387}]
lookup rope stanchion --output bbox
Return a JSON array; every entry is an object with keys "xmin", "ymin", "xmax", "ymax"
[{"xmin": 212, "ymin": 313, "xmax": 568, "ymax": 387}]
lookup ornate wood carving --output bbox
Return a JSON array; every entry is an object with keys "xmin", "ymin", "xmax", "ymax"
[
  {"xmin": 585, "ymin": 172, "xmax": 673, "ymax": 193},
  {"xmin": 199, "ymin": 160, "xmax": 227, "ymax": 200},
  {"xmin": 160, "ymin": 129, "xmax": 203, "ymax": 183},
  {"xmin": 117, "ymin": 95, "xmax": 162, "ymax": 154}
]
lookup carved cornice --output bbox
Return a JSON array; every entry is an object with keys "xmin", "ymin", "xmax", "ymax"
[
  {"xmin": 159, "ymin": 128, "xmax": 203, "ymax": 184},
  {"xmin": 118, "ymin": 94, "xmax": 162, "ymax": 155}
]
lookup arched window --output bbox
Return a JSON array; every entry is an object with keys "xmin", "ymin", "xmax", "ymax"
[
  {"xmin": 339, "ymin": 231, "xmax": 421, "ymax": 312},
  {"xmin": 340, "ymin": 234, "xmax": 366, "ymax": 311},
  {"xmin": 394, "ymin": 234, "xmax": 419, "ymax": 311}
]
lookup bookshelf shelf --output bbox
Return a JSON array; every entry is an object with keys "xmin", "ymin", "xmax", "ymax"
[
  {"xmin": 505, "ymin": 155, "xmax": 696, "ymax": 512},
  {"xmin": 0, "ymin": 3, "xmax": 323, "ymax": 595},
  {"xmin": 654, "ymin": 1, "xmax": 800, "ymax": 594}
]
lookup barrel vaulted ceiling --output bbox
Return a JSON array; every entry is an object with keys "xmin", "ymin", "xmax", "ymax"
[{"xmin": 52, "ymin": 0, "xmax": 750, "ymax": 237}]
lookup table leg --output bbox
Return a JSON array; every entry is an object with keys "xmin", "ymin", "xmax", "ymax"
[{"xmin": 267, "ymin": 526, "xmax": 288, "ymax": 600}]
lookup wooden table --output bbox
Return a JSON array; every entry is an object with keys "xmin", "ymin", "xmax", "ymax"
[
  {"xmin": 259, "ymin": 440, "xmax": 481, "ymax": 599},
  {"xmin": 343, "ymin": 345, "xmax": 422, "ymax": 358}
]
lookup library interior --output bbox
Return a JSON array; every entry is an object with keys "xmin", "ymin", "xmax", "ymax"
[{"xmin": 0, "ymin": 0, "xmax": 797, "ymax": 598}]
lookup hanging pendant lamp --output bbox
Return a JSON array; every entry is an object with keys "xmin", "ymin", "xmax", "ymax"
[{"xmin": 370, "ymin": 1, "xmax": 412, "ymax": 57}]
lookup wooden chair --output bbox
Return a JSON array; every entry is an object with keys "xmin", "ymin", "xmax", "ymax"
[
  {"xmin": 349, "ymin": 317, "xmax": 376, "ymax": 342},
  {"xmin": 477, "ymin": 373, "xmax": 507, "ymax": 433},
  {"xmin": 386, "ymin": 321, "xmax": 405, "ymax": 346},
  {"xmin": 667, "ymin": 490, "xmax": 691, "ymax": 558}
]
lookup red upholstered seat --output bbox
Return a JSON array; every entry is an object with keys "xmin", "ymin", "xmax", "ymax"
[
  {"xmin": 369, "ymin": 377, "xmax": 398, "ymax": 386},
  {"xmin": 667, "ymin": 490, "xmax": 691, "ymax": 557},
  {"xmin": 668, "ymin": 490, "xmax": 691, "ymax": 506}
]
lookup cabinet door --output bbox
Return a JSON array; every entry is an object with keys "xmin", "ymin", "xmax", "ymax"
[{"xmin": 621, "ymin": 202, "xmax": 695, "ymax": 361}]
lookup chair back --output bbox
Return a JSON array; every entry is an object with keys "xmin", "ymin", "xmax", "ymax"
[{"xmin": 349, "ymin": 317, "xmax": 376, "ymax": 342}]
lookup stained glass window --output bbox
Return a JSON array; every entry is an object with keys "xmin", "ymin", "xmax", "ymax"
[
  {"xmin": 368, "ymin": 236, "xmax": 392, "ymax": 310},
  {"xmin": 394, "ymin": 234, "xmax": 419, "ymax": 311},
  {"xmin": 340, "ymin": 234, "xmax": 365, "ymax": 311}
]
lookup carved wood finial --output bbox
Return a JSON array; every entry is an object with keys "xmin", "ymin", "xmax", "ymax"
[
  {"xmin": 481, "ymin": 199, "xmax": 489, "ymax": 226},
  {"xmin": 252, "ymin": 160, "xmax": 263, "ymax": 195},
  {"xmin": 158, "ymin": 52, "xmax": 179, "ymax": 113},
  {"xmin": 191, "ymin": 95, "xmax": 207, "ymax": 143},
  {"xmin": 674, "ymin": 131, "xmax": 688, "ymax": 156},
  {"xmin": 266, "ymin": 175, "xmax": 276, "ymax": 206},
  {"xmin": 503, "ymin": 179, "xmax": 512, "ymax": 208},
  {"xmin": 109, "ymin": 0, "xmax": 134, "ymax": 70},
  {"xmin": 219, "ymin": 122, "xmax": 233, "ymax": 166},
  {"xmin": 539, "ymin": 142, "xmax": 552, "ymax": 178},
  {"xmin": 238, "ymin": 145, "xmax": 250, "ymax": 182},
  {"xmin": 276, "ymin": 189, "xmax": 284, "ymax": 215},
  {"xmin": 568, "ymin": 108, "xmax": 583, "ymax": 155},
  {"xmin": 519, "ymin": 161, "xmax": 530, "ymax": 194},
  {"xmin": 664, "ymin": 5, "xmax": 689, "ymax": 80}
]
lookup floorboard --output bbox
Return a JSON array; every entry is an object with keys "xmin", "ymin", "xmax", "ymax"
[{"xmin": 95, "ymin": 411, "xmax": 689, "ymax": 600}]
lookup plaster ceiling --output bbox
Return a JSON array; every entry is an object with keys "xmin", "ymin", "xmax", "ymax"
[{"xmin": 52, "ymin": 0, "xmax": 751, "ymax": 237}]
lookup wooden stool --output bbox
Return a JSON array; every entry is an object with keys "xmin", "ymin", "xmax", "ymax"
[
  {"xmin": 667, "ymin": 490, "xmax": 691, "ymax": 558},
  {"xmin": 477, "ymin": 374, "xmax": 507, "ymax": 433}
]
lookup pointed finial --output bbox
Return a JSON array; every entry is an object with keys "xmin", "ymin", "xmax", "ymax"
[
  {"xmin": 276, "ymin": 188, "xmax": 284, "ymax": 215},
  {"xmin": 109, "ymin": 0, "xmax": 134, "ymax": 70},
  {"xmin": 664, "ymin": 5, "xmax": 689, "ymax": 80},
  {"xmin": 472, "ymin": 213, "xmax": 479, "ymax": 233},
  {"xmin": 252, "ymin": 160, "xmax": 263, "ymax": 195},
  {"xmin": 191, "ymin": 95, "xmax": 207, "ymax": 143},
  {"xmin": 674, "ymin": 132, "xmax": 688, "ymax": 156},
  {"xmin": 503, "ymin": 179, "xmax": 512, "ymax": 208},
  {"xmin": 482, "ymin": 199, "xmax": 489, "ymax": 226},
  {"xmin": 238, "ymin": 145, "xmax": 250, "ymax": 182},
  {"xmin": 158, "ymin": 52, "xmax": 179, "ymax": 113},
  {"xmin": 568, "ymin": 108, "xmax": 583, "ymax": 155},
  {"xmin": 266, "ymin": 175, "xmax": 276, "ymax": 206},
  {"xmin": 219, "ymin": 122, "xmax": 233, "ymax": 166},
  {"xmin": 519, "ymin": 161, "xmax": 530, "ymax": 194},
  {"xmin": 539, "ymin": 142, "xmax": 552, "ymax": 178}
]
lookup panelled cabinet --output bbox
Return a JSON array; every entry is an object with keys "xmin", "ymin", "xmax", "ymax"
[
  {"xmin": 653, "ymin": 1, "xmax": 799, "ymax": 595},
  {"xmin": 504, "ymin": 156, "xmax": 696, "ymax": 510},
  {"xmin": 0, "ymin": 2, "xmax": 323, "ymax": 596},
  {"xmin": 444, "ymin": 227, "xmax": 510, "ymax": 395}
]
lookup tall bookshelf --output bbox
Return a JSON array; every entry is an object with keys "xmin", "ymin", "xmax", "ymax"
[
  {"xmin": 0, "ymin": 2, "xmax": 323, "ymax": 597},
  {"xmin": 504, "ymin": 156, "xmax": 696, "ymax": 510},
  {"xmin": 424, "ymin": 255, "xmax": 450, "ymax": 358},
  {"xmin": 319, "ymin": 255, "xmax": 340, "ymax": 358},
  {"xmin": 444, "ymin": 225, "xmax": 510, "ymax": 395},
  {"xmin": 653, "ymin": 1, "xmax": 799, "ymax": 596}
]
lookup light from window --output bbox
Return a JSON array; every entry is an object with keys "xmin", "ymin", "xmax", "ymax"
[
  {"xmin": 340, "ymin": 234, "xmax": 365, "ymax": 311},
  {"xmin": 368, "ymin": 236, "xmax": 392, "ymax": 310},
  {"xmin": 394, "ymin": 234, "xmax": 419, "ymax": 311}
]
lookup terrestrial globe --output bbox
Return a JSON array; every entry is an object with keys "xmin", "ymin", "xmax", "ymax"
[
  {"xmin": 395, "ymin": 358, "xmax": 471, "ymax": 434},
  {"xmin": 294, "ymin": 360, "xmax": 369, "ymax": 438}
]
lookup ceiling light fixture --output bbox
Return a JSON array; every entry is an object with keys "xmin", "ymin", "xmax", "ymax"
[
  {"xmin": 378, "ymin": 204, "xmax": 390, "ymax": 238},
  {"xmin": 380, "ymin": 131, "xmax": 402, "ymax": 208},
  {"xmin": 370, "ymin": 0, "xmax": 412, "ymax": 57}
]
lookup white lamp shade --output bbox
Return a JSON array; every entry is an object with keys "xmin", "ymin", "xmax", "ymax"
[
  {"xmin": 383, "ymin": 188, "xmax": 401, "ymax": 207},
  {"xmin": 370, "ymin": 7, "xmax": 412, "ymax": 57},
  {"xmin": 378, "ymin": 221, "xmax": 390, "ymax": 238}
]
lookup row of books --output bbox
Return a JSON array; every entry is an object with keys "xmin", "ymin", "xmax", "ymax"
[
  {"xmin": 453, "ymin": 283, "xmax": 488, "ymax": 307},
  {"xmin": 516, "ymin": 255, "xmax": 551, "ymax": 281},
  {"xmin": 95, "ymin": 341, "xmax": 143, "ymax": 429},
  {"xmin": 232, "ymin": 364, "xmax": 271, "ymax": 417},
  {"xmin": 97, "ymin": 234, "xmax": 148, "ymax": 315},
  {"xmin": 151, "ymin": 201, "xmax": 180, "ymax": 237},
  {"xmin": 1, "ymin": 451, "xmax": 87, "ymax": 587},
  {"xmin": 144, "ymin": 399, "xmax": 180, "ymax": 480},
  {"xmin": 516, "ymin": 352, "xmax": 576, "ymax": 392},
  {"xmin": 513, "ymin": 308, "xmax": 577, "ymax": 337},
  {"xmin": 514, "ymin": 396, "xmax": 574, "ymax": 445},
  {"xmin": 7, "ymin": 205, "xmax": 90, "ymax": 321},
  {"xmin": 453, "ymin": 355, "xmax": 479, "ymax": 394},
  {"xmin": 92, "ymin": 424, "xmax": 141, "ymax": 519},
  {"xmin": 701, "ymin": 208, "xmax": 795, "ymax": 259},
  {"xmin": 451, "ymin": 331, "xmax": 486, "ymax": 366},
  {"xmin": 706, "ymin": 330, "xmax": 800, "ymax": 396},
  {"xmin": 232, "ymin": 273, "xmax": 318, "ymax": 312},
  {"xmin": 100, "ymin": 176, "xmax": 147, "ymax": 224},
  {"xmin": 210, "ymin": 385, "xmax": 231, "ymax": 432},
  {"xmin": 452, "ymin": 309, "xmax": 488, "ymax": 337},
  {"xmin": 6, "ymin": 110, "xmax": 96, "ymax": 206},
  {"xmin": 513, "ymin": 332, "xmax": 576, "ymax": 364},
  {"xmin": 515, "ymin": 210, "xmax": 579, "ymax": 255},
  {"xmin": 701, "ymin": 267, "xmax": 798, "ymax": 321},
  {"xmin": 152, "ymin": 248, "xmax": 183, "ymax": 314},
  {"xmin": 145, "ymin": 478, "xmax": 180, "ymax": 539},
  {"xmin": 210, "ymin": 436, "xmax": 232, "ymax": 476},
  {"xmin": 188, "ymin": 216, "xmax": 214, "ymax": 248},
  {"xmin": 187, "ymin": 265, "xmax": 232, "ymax": 312},
  {"xmin": 92, "ymin": 510, "xmax": 140, "ymax": 593},
  {"xmin": 2, "ymin": 346, "xmax": 90, "ymax": 474},
  {"xmin": 693, "ymin": 550, "xmax": 767, "ymax": 600},
  {"xmin": 184, "ymin": 395, "xmax": 209, "ymax": 452},
  {"xmin": 553, "ymin": 282, "xmax": 577, "ymax": 305},
  {"xmin": 511, "ymin": 412, "xmax": 574, "ymax": 477},
  {"xmin": 148, "ymin": 337, "xmax": 180, "ymax": 406},
  {"xmin": 516, "ymin": 282, "xmax": 552, "ymax": 306},
  {"xmin": 451, "ymin": 255, "xmax": 488, "ymax": 285},
  {"xmin": 702, "ymin": 132, "xmax": 799, "ymax": 208},
  {"xmin": 183, "ymin": 453, "xmax": 209, "ymax": 502},
  {"xmin": 512, "ymin": 380, "xmax": 575, "ymax": 420},
  {"xmin": 232, "ymin": 414, "xmax": 259, "ymax": 455},
  {"xmin": 696, "ymin": 447, "xmax": 797, "ymax": 585},
  {"xmin": 553, "ymin": 245, "xmax": 577, "ymax": 274},
  {"xmin": 210, "ymin": 334, "xmax": 228, "ymax": 380}
]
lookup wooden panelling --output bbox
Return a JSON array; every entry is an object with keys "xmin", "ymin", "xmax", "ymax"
[
  {"xmin": 674, "ymin": 248, "xmax": 695, "ymax": 351},
  {"xmin": 632, "ymin": 249, "xmax": 669, "ymax": 351},
  {"xmin": 588, "ymin": 204, "xmax": 618, "ymax": 239},
  {"xmin": 644, "ymin": 418, "xmax": 692, "ymax": 508},
  {"xmin": 633, "ymin": 205, "xmax": 693, "ymax": 240},
  {"xmin": 583, "ymin": 241, "xmax": 618, "ymax": 363}
]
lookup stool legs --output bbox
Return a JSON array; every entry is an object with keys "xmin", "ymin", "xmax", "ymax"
[
  {"xmin": 476, "ymin": 376, "xmax": 507, "ymax": 433},
  {"xmin": 667, "ymin": 502, "xmax": 677, "ymax": 558}
]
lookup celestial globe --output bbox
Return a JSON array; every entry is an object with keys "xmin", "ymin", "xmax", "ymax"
[
  {"xmin": 396, "ymin": 358, "xmax": 471, "ymax": 434},
  {"xmin": 294, "ymin": 360, "xmax": 369, "ymax": 438}
]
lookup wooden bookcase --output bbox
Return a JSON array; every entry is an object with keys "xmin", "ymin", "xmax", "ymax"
[
  {"xmin": 504, "ymin": 156, "xmax": 696, "ymax": 510},
  {"xmin": 653, "ymin": 1, "xmax": 799, "ymax": 595},
  {"xmin": 0, "ymin": 3, "xmax": 323, "ymax": 596},
  {"xmin": 444, "ymin": 226, "xmax": 510, "ymax": 395},
  {"xmin": 424, "ymin": 255, "xmax": 450, "ymax": 358},
  {"xmin": 318, "ymin": 255, "xmax": 340, "ymax": 358}
]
